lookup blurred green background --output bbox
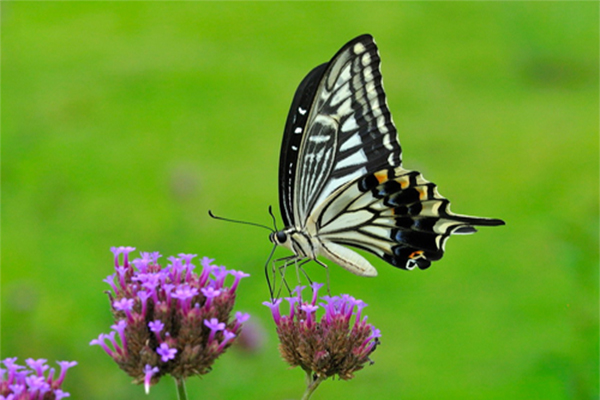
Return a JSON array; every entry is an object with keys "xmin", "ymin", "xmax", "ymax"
[{"xmin": 2, "ymin": 2, "xmax": 598, "ymax": 400}]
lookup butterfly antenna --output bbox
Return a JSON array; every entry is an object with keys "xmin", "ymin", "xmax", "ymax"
[
  {"xmin": 208, "ymin": 210, "xmax": 274, "ymax": 232},
  {"xmin": 268, "ymin": 205, "xmax": 279, "ymax": 231}
]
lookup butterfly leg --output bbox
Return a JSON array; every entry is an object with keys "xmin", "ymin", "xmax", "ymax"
[
  {"xmin": 268, "ymin": 254, "xmax": 298, "ymax": 299},
  {"xmin": 295, "ymin": 259, "xmax": 314, "ymax": 287}
]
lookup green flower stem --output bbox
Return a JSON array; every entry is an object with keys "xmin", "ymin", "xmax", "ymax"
[
  {"xmin": 301, "ymin": 371, "xmax": 326, "ymax": 400},
  {"xmin": 174, "ymin": 377, "xmax": 188, "ymax": 400}
]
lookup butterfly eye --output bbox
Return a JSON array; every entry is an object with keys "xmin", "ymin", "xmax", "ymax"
[{"xmin": 276, "ymin": 231, "xmax": 288, "ymax": 244}]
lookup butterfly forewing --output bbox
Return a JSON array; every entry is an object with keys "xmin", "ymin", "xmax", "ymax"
[{"xmin": 280, "ymin": 34, "xmax": 402, "ymax": 227}]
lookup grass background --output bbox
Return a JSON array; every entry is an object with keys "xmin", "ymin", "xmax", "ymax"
[{"xmin": 2, "ymin": 2, "xmax": 598, "ymax": 400}]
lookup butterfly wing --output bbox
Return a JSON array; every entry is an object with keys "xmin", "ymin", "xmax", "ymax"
[
  {"xmin": 315, "ymin": 167, "xmax": 505, "ymax": 271},
  {"xmin": 278, "ymin": 34, "xmax": 504, "ymax": 275},
  {"xmin": 279, "ymin": 34, "xmax": 401, "ymax": 228}
]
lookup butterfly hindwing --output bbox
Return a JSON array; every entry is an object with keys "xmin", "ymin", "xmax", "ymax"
[{"xmin": 315, "ymin": 167, "xmax": 504, "ymax": 271}]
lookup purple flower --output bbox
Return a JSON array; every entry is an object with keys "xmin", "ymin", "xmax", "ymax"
[
  {"xmin": 156, "ymin": 343, "xmax": 177, "ymax": 362},
  {"xmin": 204, "ymin": 318, "xmax": 226, "ymax": 343},
  {"xmin": 0, "ymin": 358, "xmax": 75, "ymax": 399},
  {"xmin": 299, "ymin": 303, "xmax": 319, "ymax": 326},
  {"xmin": 25, "ymin": 358, "xmax": 48, "ymax": 376},
  {"xmin": 200, "ymin": 286, "xmax": 221, "ymax": 308},
  {"xmin": 25, "ymin": 375, "xmax": 50, "ymax": 394},
  {"xmin": 91, "ymin": 247, "xmax": 250, "ymax": 393},
  {"xmin": 111, "ymin": 320, "xmax": 128, "ymax": 354},
  {"xmin": 309, "ymin": 282, "xmax": 323, "ymax": 305},
  {"xmin": 229, "ymin": 270, "xmax": 250, "ymax": 292},
  {"xmin": 172, "ymin": 284, "xmax": 199, "ymax": 314},
  {"xmin": 55, "ymin": 389, "xmax": 71, "ymax": 400},
  {"xmin": 262, "ymin": 299, "xmax": 282, "ymax": 324},
  {"xmin": 233, "ymin": 311, "xmax": 250, "ymax": 331},
  {"xmin": 113, "ymin": 298, "xmax": 135, "ymax": 321},
  {"xmin": 265, "ymin": 284, "xmax": 380, "ymax": 382},
  {"xmin": 143, "ymin": 365, "xmax": 159, "ymax": 395},
  {"xmin": 149, "ymin": 320, "xmax": 164, "ymax": 334},
  {"xmin": 54, "ymin": 361, "xmax": 77, "ymax": 386},
  {"xmin": 217, "ymin": 330, "xmax": 237, "ymax": 352},
  {"xmin": 90, "ymin": 333, "xmax": 115, "ymax": 357}
]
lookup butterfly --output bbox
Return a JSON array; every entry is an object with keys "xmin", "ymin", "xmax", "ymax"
[{"xmin": 269, "ymin": 34, "xmax": 504, "ymax": 279}]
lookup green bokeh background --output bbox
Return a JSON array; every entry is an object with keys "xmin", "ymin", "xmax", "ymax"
[{"xmin": 2, "ymin": 2, "xmax": 598, "ymax": 399}]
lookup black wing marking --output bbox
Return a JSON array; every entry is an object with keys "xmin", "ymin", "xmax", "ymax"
[
  {"xmin": 278, "ymin": 64, "xmax": 328, "ymax": 228},
  {"xmin": 278, "ymin": 34, "xmax": 402, "ymax": 228},
  {"xmin": 316, "ymin": 167, "xmax": 505, "ymax": 270}
]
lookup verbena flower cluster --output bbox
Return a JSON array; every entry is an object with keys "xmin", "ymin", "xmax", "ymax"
[
  {"xmin": 0, "ymin": 358, "xmax": 77, "ymax": 400},
  {"xmin": 91, "ymin": 247, "xmax": 250, "ymax": 392},
  {"xmin": 263, "ymin": 283, "xmax": 381, "ymax": 380}
]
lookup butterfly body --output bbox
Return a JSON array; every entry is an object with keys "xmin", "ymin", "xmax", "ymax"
[{"xmin": 273, "ymin": 34, "xmax": 504, "ymax": 278}]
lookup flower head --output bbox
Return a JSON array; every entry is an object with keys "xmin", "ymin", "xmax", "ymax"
[
  {"xmin": 0, "ymin": 358, "xmax": 76, "ymax": 399},
  {"xmin": 91, "ymin": 246, "xmax": 250, "ymax": 392},
  {"xmin": 264, "ymin": 285, "xmax": 380, "ymax": 381}
]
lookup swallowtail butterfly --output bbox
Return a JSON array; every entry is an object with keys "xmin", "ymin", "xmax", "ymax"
[{"xmin": 269, "ymin": 34, "xmax": 504, "ymax": 277}]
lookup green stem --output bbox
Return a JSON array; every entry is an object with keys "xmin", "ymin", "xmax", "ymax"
[
  {"xmin": 301, "ymin": 371, "xmax": 325, "ymax": 400},
  {"xmin": 174, "ymin": 377, "xmax": 188, "ymax": 400}
]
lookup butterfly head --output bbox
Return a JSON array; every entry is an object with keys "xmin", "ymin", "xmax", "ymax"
[{"xmin": 269, "ymin": 230, "xmax": 289, "ymax": 246}]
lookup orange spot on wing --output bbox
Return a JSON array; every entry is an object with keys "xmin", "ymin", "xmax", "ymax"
[
  {"xmin": 396, "ymin": 176, "xmax": 409, "ymax": 189},
  {"xmin": 408, "ymin": 250, "xmax": 424, "ymax": 259},
  {"xmin": 374, "ymin": 170, "xmax": 388, "ymax": 184}
]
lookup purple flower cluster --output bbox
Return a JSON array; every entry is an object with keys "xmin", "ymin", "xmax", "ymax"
[
  {"xmin": 263, "ymin": 283, "xmax": 381, "ymax": 381},
  {"xmin": 0, "ymin": 358, "xmax": 76, "ymax": 400},
  {"xmin": 91, "ymin": 247, "xmax": 250, "ymax": 392}
]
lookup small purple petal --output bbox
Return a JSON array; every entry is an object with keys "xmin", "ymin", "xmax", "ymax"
[
  {"xmin": 262, "ymin": 299, "xmax": 282, "ymax": 324},
  {"xmin": 137, "ymin": 290, "xmax": 150, "ymax": 315},
  {"xmin": 111, "ymin": 320, "xmax": 128, "ymax": 353},
  {"xmin": 143, "ymin": 364, "xmax": 159, "ymax": 394},
  {"xmin": 25, "ymin": 374, "xmax": 50, "ymax": 393},
  {"xmin": 103, "ymin": 273, "xmax": 119, "ymax": 295},
  {"xmin": 172, "ymin": 285, "xmax": 199, "ymax": 301},
  {"xmin": 354, "ymin": 299, "xmax": 367, "ymax": 322},
  {"xmin": 112, "ymin": 298, "xmax": 134, "ymax": 311},
  {"xmin": 156, "ymin": 343, "xmax": 177, "ymax": 362},
  {"xmin": 292, "ymin": 285, "xmax": 306, "ymax": 299},
  {"xmin": 217, "ymin": 330, "xmax": 236, "ymax": 352},
  {"xmin": 54, "ymin": 389, "xmax": 71, "ymax": 400},
  {"xmin": 300, "ymin": 303, "xmax": 319, "ymax": 325},
  {"xmin": 229, "ymin": 270, "xmax": 250, "ymax": 292},
  {"xmin": 309, "ymin": 282, "xmax": 324, "ymax": 306},
  {"xmin": 235, "ymin": 311, "xmax": 250, "ymax": 324},
  {"xmin": 25, "ymin": 358, "xmax": 48, "ymax": 376},
  {"xmin": 148, "ymin": 320, "xmax": 164, "ymax": 334},
  {"xmin": 233, "ymin": 311, "xmax": 250, "ymax": 331},
  {"xmin": 204, "ymin": 318, "xmax": 226, "ymax": 342},
  {"xmin": 121, "ymin": 246, "xmax": 136, "ymax": 267},
  {"xmin": 53, "ymin": 361, "xmax": 77, "ymax": 386},
  {"xmin": 284, "ymin": 296, "xmax": 299, "ymax": 319},
  {"xmin": 200, "ymin": 286, "xmax": 221, "ymax": 298},
  {"xmin": 110, "ymin": 246, "xmax": 123, "ymax": 267},
  {"xmin": 90, "ymin": 334, "xmax": 115, "ymax": 357},
  {"xmin": 113, "ymin": 298, "xmax": 135, "ymax": 321},
  {"xmin": 212, "ymin": 266, "xmax": 228, "ymax": 288},
  {"xmin": 199, "ymin": 257, "xmax": 215, "ymax": 286}
]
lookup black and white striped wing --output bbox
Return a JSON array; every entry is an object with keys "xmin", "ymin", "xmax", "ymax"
[
  {"xmin": 314, "ymin": 167, "xmax": 505, "ymax": 271},
  {"xmin": 277, "ymin": 34, "xmax": 504, "ymax": 274},
  {"xmin": 279, "ymin": 34, "xmax": 400, "ymax": 227}
]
